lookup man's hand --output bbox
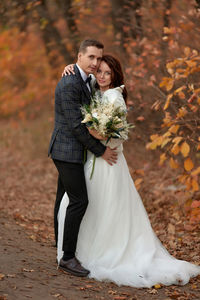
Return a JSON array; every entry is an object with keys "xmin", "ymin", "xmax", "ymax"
[
  {"xmin": 88, "ymin": 128, "xmax": 105, "ymax": 140},
  {"xmin": 102, "ymin": 147, "xmax": 118, "ymax": 165},
  {"xmin": 62, "ymin": 64, "xmax": 75, "ymax": 77}
]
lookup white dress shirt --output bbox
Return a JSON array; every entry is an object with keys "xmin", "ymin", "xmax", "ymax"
[{"xmin": 76, "ymin": 64, "xmax": 91, "ymax": 92}]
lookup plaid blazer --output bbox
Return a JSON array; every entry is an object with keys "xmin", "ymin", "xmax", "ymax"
[{"xmin": 48, "ymin": 65, "xmax": 106, "ymax": 163}]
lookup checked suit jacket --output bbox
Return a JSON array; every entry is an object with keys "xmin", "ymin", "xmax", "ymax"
[{"xmin": 48, "ymin": 64, "xmax": 106, "ymax": 163}]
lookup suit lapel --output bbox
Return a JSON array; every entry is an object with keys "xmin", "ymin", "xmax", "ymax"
[{"xmin": 74, "ymin": 65, "xmax": 91, "ymax": 104}]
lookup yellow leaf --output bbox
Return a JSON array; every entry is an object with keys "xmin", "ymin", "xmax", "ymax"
[
  {"xmin": 180, "ymin": 141, "xmax": 190, "ymax": 157},
  {"xmin": 166, "ymin": 61, "xmax": 175, "ymax": 69},
  {"xmin": 174, "ymin": 86, "xmax": 186, "ymax": 94},
  {"xmin": 191, "ymin": 166, "xmax": 200, "ymax": 176},
  {"xmin": 169, "ymin": 125, "xmax": 180, "ymax": 134},
  {"xmin": 146, "ymin": 141, "xmax": 157, "ymax": 150},
  {"xmin": 166, "ymin": 78, "xmax": 174, "ymax": 91},
  {"xmin": 161, "ymin": 137, "xmax": 171, "ymax": 148},
  {"xmin": 185, "ymin": 177, "xmax": 191, "ymax": 190},
  {"xmin": 163, "ymin": 131, "xmax": 171, "ymax": 138},
  {"xmin": 171, "ymin": 143, "xmax": 180, "ymax": 155},
  {"xmin": 172, "ymin": 136, "xmax": 183, "ymax": 144},
  {"xmin": 135, "ymin": 178, "xmax": 143, "ymax": 190},
  {"xmin": 184, "ymin": 157, "xmax": 194, "ymax": 171},
  {"xmin": 164, "ymin": 27, "xmax": 174, "ymax": 34},
  {"xmin": 176, "ymin": 107, "xmax": 188, "ymax": 118},
  {"xmin": 162, "ymin": 112, "xmax": 172, "ymax": 125},
  {"xmin": 167, "ymin": 68, "xmax": 174, "ymax": 75},
  {"xmin": 192, "ymin": 179, "xmax": 199, "ymax": 192},
  {"xmin": 192, "ymin": 284, "xmax": 197, "ymax": 289},
  {"xmin": 164, "ymin": 94, "xmax": 173, "ymax": 110},
  {"xmin": 150, "ymin": 134, "xmax": 159, "ymax": 141},
  {"xmin": 194, "ymin": 88, "xmax": 200, "ymax": 94},
  {"xmin": 198, "ymin": 98, "xmax": 200, "ymax": 105},
  {"xmin": 154, "ymin": 284, "xmax": 162, "ymax": 289},
  {"xmin": 170, "ymin": 157, "xmax": 179, "ymax": 169},
  {"xmin": 156, "ymin": 136, "xmax": 164, "ymax": 146},
  {"xmin": 186, "ymin": 60, "xmax": 197, "ymax": 68},
  {"xmin": 159, "ymin": 77, "xmax": 168, "ymax": 88},
  {"xmin": 178, "ymin": 174, "xmax": 188, "ymax": 183},
  {"xmin": 159, "ymin": 153, "xmax": 167, "ymax": 165},
  {"xmin": 178, "ymin": 91, "xmax": 185, "ymax": 99}
]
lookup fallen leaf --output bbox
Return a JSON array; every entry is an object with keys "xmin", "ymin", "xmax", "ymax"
[
  {"xmin": 22, "ymin": 268, "xmax": 34, "ymax": 272},
  {"xmin": 149, "ymin": 288, "xmax": 158, "ymax": 294},
  {"xmin": 136, "ymin": 116, "xmax": 145, "ymax": 122},
  {"xmin": 154, "ymin": 283, "xmax": 162, "ymax": 289},
  {"xmin": 0, "ymin": 273, "xmax": 5, "ymax": 280},
  {"xmin": 168, "ymin": 223, "xmax": 175, "ymax": 235}
]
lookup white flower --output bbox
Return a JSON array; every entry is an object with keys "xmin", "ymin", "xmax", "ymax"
[
  {"xmin": 92, "ymin": 112, "xmax": 98, "ymax": 118},
  {"xmin": 81, "ymin": 91, "xmax": 133, "ymax": 140},
  {"xmin": 82, "ymin": 113, "xmax": 92, "ymax": 123}
]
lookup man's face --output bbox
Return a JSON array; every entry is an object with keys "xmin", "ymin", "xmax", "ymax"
[{"xmin": 77, "ymin": 46, "xmax": 103, "ymax": 75}]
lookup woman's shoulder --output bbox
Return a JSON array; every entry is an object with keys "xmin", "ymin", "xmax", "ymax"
[
  {"xmin": 101, "ymin": 86, "xmax": 126, "ymax": 110},
  {"xmin": 104, "ymin": 85, "xmax": 125, "ymax": 97},
  {"xmin": 103, "ymin": 85, "xmax": 126, "ymax": 106}
]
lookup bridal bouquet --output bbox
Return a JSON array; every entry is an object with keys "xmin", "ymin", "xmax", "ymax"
[{"xmin": 81, "ymin": 93, "xmax": 133, "ymax": 142}]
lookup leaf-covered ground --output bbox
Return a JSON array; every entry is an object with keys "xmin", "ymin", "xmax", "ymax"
[{"xmin": 0, "ymin": 120, "xmax": 200, "ymax": 300}]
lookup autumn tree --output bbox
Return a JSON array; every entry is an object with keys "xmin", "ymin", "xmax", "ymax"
[{"xmin": 146, "ymin": 47, "xmax": 200, "ymax": 222}]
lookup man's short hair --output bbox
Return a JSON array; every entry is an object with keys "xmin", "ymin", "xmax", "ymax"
[{"xmin": 79, "ymin": 39, "xmax": 104, "ymax": 53}]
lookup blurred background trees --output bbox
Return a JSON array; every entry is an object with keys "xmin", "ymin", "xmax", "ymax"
[{"xmin": 0, "ymin": 0, "xmax": 199, "ymax": 220}]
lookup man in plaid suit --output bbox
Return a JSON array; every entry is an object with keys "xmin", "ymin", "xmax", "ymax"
[{"xmin": 48, "ymin": 39, "xmax": 117, "ymax": 277}]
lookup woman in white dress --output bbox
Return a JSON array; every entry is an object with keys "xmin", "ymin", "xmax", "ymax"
[{"xmin": 57, "ymin": 55, "xmax": 200, "ymax": 288}]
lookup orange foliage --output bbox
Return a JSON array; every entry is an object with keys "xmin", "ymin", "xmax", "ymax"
[
  {"xmin": 0, "ymin": 28, "xmax": 57, "ymax": 119},
  {"xmin": 147, "ymin": 47, "xmax": 200, "ymax": 222}
]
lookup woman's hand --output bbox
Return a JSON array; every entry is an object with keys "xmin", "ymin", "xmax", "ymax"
[
  {"xmin": 62, "ymin": 64, "xmax": 75, "ymax": 77},
  {"xmin": 88, "ymin": 128, "xmax": 105, "ymax": 140}
]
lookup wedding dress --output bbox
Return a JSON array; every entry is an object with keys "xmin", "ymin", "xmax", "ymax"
[{"xmin": 57, "ymin": 87, "xmax": 200, "ymax": 288}]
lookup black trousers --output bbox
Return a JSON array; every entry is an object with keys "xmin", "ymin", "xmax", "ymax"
[{"xmin": 53, "ymin": 159, "xmax": 88, "ymax": 255}]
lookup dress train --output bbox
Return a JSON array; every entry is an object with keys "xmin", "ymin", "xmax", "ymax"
[{"xmin": 57, "ymin": 145, "xmax": 200, "ymax": 288}]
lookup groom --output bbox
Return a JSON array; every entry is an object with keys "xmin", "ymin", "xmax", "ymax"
[{"xmin": 48, "ymin": 39, "xmax": 117, "ymax": 277}]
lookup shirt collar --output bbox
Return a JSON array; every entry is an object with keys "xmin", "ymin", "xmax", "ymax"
[{"xmin": 76, "ymin": 64, "xmax": 88, "ymax": 82}]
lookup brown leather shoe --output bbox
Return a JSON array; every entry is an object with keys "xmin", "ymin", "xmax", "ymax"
[{"xmin": 59, "ymin": 257, "xmax": 90, "ymax": 277}]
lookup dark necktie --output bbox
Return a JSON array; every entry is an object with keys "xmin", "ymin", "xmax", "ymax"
[{"xmin": 85, "ymin": 75, "xmax": 92, "ymax": 85}]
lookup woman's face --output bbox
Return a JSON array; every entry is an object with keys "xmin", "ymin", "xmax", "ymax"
[{"xmin": 96, "ymin": 61, "xmax": 112, "ymax": 91}]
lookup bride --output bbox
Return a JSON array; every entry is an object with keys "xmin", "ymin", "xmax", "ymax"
[{"xmin": 57, "ymin": 55, "xmax": 200, "ymax": 288}]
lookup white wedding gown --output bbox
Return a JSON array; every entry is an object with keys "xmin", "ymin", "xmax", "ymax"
[{"xmin": 57, "ymin": 87, "xmax": 200, "ymax": 288}]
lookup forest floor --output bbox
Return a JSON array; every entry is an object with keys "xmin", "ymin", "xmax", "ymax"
[{"xmin": 0, "ymin": 118, "xmax": 200, "ymax": 300}]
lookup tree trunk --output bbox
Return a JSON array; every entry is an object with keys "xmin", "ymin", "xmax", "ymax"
[
  {"xmin": 110, "ymin": 0, "xmax": 143, "ymax": 55},
  {"xmin": 34, "ymin": 0, "xmax": 74, "ymax": 66},
  {"xmin": 0, "ymin": 0, "xmax": 9, "ymax": 28},
  {"xmin": 56, "ymin": 0, "xmax": 79, "ymax": 55},
  {"xmin": 161, "ymin": 0, "xmax": 172, "ymax": 72}
]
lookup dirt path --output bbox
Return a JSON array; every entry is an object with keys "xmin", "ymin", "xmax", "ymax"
[{"xmin": 1, "ymin": 212, "xmax": 200, "ymax": 300}]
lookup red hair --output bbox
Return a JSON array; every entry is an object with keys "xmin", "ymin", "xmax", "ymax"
[{"xmin": 96, "ymin": 55, "xmax": 128, "ymax": 102}]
